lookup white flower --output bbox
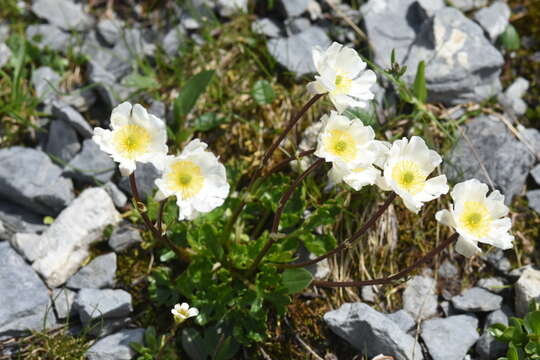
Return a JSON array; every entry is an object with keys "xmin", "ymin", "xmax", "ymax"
[
  {"xmin": 382, "ymin": 136, "xmax": 449, "ymax": 213},
  {"xmin": 435, "ymin": 179, "xmax": 514, "ymax": 257},
  {"xmin": 307, "ymin": 42, "xmax": 376, "ymax": 113},
  {"xmin": 171, "ymin": 302, "xmax": 199, "ymax": 324},
  {"xmin": 93, "ymin": 102, "xmax": 168, "ymax": 176},
  {"xmin": 155, "ymin": 139, "xmax": 229, "ymax": 221}
]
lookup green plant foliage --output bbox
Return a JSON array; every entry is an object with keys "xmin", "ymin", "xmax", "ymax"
[
  {"xmin": 251, "ymin": 79, "xmax": 276, "ymax": 105},
  {"xmin": 412, "ymin": 60, "xmax": 427, "ymax": 103},
  {"xmin": 499, "ymin": 24, "xmax": 521, "ymax": 51},
  {"xmin": 489, "ymin": 303, "xmax": 540, "ymax": 359},
  {"xmin": 281, "ymin": 268, "xmax": 313, "ymax": 294}
]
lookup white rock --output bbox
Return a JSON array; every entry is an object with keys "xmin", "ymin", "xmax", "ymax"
[
  {"xmin": 12, "ymin": 188, "xmax": 120, "ymax": 288},
  {"xmin": 515, "ymin": 267, "xmax": 540, "ymax": 316}
]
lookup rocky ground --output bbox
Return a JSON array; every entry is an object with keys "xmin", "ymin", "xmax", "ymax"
[{"xmin": 0, "ymin": 0, "xmax": 539, "ymax": 359}]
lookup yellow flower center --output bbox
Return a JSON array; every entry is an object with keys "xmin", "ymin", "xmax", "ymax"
[
  {"xmin": 324, "ymin": 129, "xmax": 358, "ymax": 162},
  {"xmin": 165, "ymin": 160, "xmax": 205, "ymax": 200},
  {"xmin": 391, "ymin": 160, "xmax": 426, "ymax": 194},
  {"xmin": 459, "ymin": 201, "xmax": 492, "ymax": 238},
  {"xmin": 112, "ymin": 124, "xmax": 151, "ymax": 159},
  {"xmin": 334, "ymin": 74, "xmax": 353, "ymax": 94}
]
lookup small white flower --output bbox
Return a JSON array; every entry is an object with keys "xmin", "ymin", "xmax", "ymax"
[
  {"xmin": 435, "ymin": 179, "xmax": 514, "ymax": 257},
  {"xmin": 155, "ymin": 139, "xmax": 229, "ymax": 221},
  {"xmin": 382, "ymin": 136, "xmax": 449, "ymax": 213},
  {"xmin": 315, "ymin": 111, "xmax": 388, "ymax": 191},
  {"xmin": 93, "ymin": 102, "xmax": 168, "ymax": 176},
  {"xmin": 171, "ymin": 302, "xmax": 199, "ymax": 324},
  {"xmin": 307, "ymin": 42, "xmax": 376, "ymax": 113}
]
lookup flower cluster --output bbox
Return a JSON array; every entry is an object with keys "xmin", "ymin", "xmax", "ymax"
[
  {"xmin": 311, "ymin": 42, "xmax": 514, "ymax": 257},
  {"xmin": 171, "ymin": 302, "xmax": 199, "ymax": 324},
  {"xmin": 93, "ymin": 102, "xmax": 229, "ymax": 221}
]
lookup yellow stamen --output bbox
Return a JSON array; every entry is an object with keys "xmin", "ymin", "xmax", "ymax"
[
  {"xmin": 459, "ymin": 201, "xmax": 492, "ymax": 238},
  {"xmin": 112, "ymin": 124, "xmax": 151, "ymax": 159},
  {"xmin": 391, "ymin": 160, "xmax": 426, "ymax": 194},
  {"xmin": 324, "ymin": 129, "xmax": 358, "ymax": 162},
  {"xmin": 334, "ymin": 74, "xmax": 353, "ymax": 94},
  {"xmin": 165, "ymin": 160, "xmax": 204, "ymax": 200}
]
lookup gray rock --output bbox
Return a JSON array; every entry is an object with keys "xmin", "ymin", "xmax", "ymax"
[
  {"xmin": 181, "ymin": 14, "xmax": 201, "ymax": 30},
  {"xmin": 59, "ymin": 88, "xmax": 97, "ymax": 113},
  {"xmin": 421, "ymin": 315, "xmax": 479, "ymax": 360},
  {"xmin": 404, "ymin": 8, "xmax": 504, "ymax": 105},
  {"xmin": 527, "ymin": 190, "xmax": 540, "ymax": 214},
  {"xmin": 474, "ymin": 2, "xmax": 511, "ymax": 41},
  {"xmin": 451, "ymin": 0, "xmax": 488, "ymax": 11},
  {"xmin": 451, "ymin": 287, "xmax": 502, "ymax": 312},
  {"xmin": 87, "ymin": 317, "xmax": 131, "ymax": 338},
  {"xmin": 32, "ymin": 66, "xmax": 61, "ymax": 103},
  {"xmin": 31, "ymin": 0, "xmax": 93, "ymax": 31},
  {"xmin": 64, "ymin": 139, "xmax": 115, "ymax": 185},
  {"xmin": 0, "ymin": 147, "xmax": 74, "ymax": 215},
  {"xmin": 10, "ymin": 187, "xmax": 121, "ymax": 287},
  {"xmin": 403, "ymin": 275, "xmax": 438, "ymax": 320},
  {"xmin": 118, "ymin": 162, "xmax": 160, "ymax": 200},
  {"xmin": 267, "ymin": 26, "xmax": 330, "ymax": 77},
  {"xmin": 0, "ymin": 42, "xmax": 11, "ymax": 68},
  {"xmin": 82, "ymin": 32, "xmax": 131, "ymax": 82},
  {"xmin": 439, "ymin": 300, "xmax": 457, "ymax": 317},
  {"xmin": 52, "ymin": 288, "xmax": 77, "ymax": 320},
  {"xmin": 148, "ymin": 100, "xmax": 166, "ymax": 120},
  {"xmin": 476, "ymin": 308, "xmax": 509, "ymax": 360},
  {"xmin": 66, "ymin": 253, "xmax": 116, "ymax": 289},
  {"xmin": 278, "ymin": 0, "xmax": 310, "ymax": 17},
  {"xmin": 0, "ymin": 201, "xmax": 46, "ymax": 241},
  {"xmin": 0, "ymin": 242, "xmax": 56, "ymax": 338},
  {"xmin": 477, "ymin": 277, "xmax": 505, "ymax": 294},
  {"xmin": 97, "ymin": 18, "xmax": 124, "ymax": 46},
  {"xmin": 446, "ymin": 116, "xmax": 535, "ymax": 204},
  {"xmin": 438, "ymin": 259, "xmax": 458, "ymax": 279},
  {"xmin": 531, "ymin": 165, "xmax": 540, "ymax": 185},
  {"xmin": 45, "ymin": 120, "xmax": 81, "ymax": 163},
  {"xmin": 416, "ymin": 0, "xmax": 445, "ymax": 18},
  {"xmin": 361, "ymin": 285, "xmax": 377, "ymax": 303},
  {"xmin": 162, "ymin": 25, "xmax": 187, "ymax": 57},
  {"xmin": 108, "ymin": 225, "xmax": 142, "ymax": 252},
  {"xmin": 87, "ymin": 61, "xmax": 132, "ymax": 108},
  {"xmin": 216, "ymin": 0, "xmax": 248, "ymax": 17},
  {"xmin": 85, "ymin": 328, "xmax": 144, "ymax": 360},
  {"xmin": 498, "ymin": 77, "xmax": 530, "ymax": 117},
  {"xmin": 361, "ymin": 0, "xmax": 422, "ymax": 69},
  {"xmin": 294, "ymin": 244, "xmax": 330, "ymax": 280},
  {"xmin": 387, "ymin": 310, "xmax": 416, "ymax": 333},
  {"xmin": 519, "ymin": 126, "xmax": 540, "ymax": 156},
  {"xmin": 515, "ymin": 267, "xmax": 540, "ymax": 316},
  {"xmin": 52, "ymin": 101, "xmax": 93, "ymax": 138},
  {"xmin": 324, "ymin": 302, "xmax": 423, "ymax": 360},
  {"xmin": 252, "ymin": 18, "xmax": 282, "ymax": 38},
  {"xmin": 483, "ymin": 248, "xmax": 512, "ymax": 273},
  {"xmin": 286, "ymin": 17, "xmax": 311, "ymax": 35},
  {"xmin": 0, "ymin": 24, "xmax": 8, "ymax": 43},
  {"xmin": 74, "ymin": 288, "xmax": 132, "ymax": 325},
  {"xmin": 102, "ymin": 182, "xmax": 128, "ymax": 208},
  {"xmin": 26, "ymin": 24, "xmax": 71, "ymax": 52}
]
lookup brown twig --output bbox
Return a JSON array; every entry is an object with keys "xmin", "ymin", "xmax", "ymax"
[
  {"xmin": 311, "ymin": 233, "xmax": 459, "ymax": 288},
  {"xmin": 279, "ymin": 193, "xmax": 397, "ymax": 269},
  {"xmin": 247, "ymin": 158, "xmax": 325, "ymax": 276},
  {"xmin": 129, "ymin": 173, "xmax": 190, "ymax": 263}
]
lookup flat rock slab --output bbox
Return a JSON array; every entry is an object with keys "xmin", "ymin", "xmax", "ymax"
[
  {"xmin": 32, "ymin": 66, "xmax": 61, "ymax": 104},
  {"xmin": 421, "ymin": 315, "xmax": 479, "ymax": 360},
  {"xmin": 10, "ymin": 187, "xmax": 120, "ymax": 287},
  {"xmin": 0, "ymin": 201, "xmax": 46, "ymax": 241},
  {"xmin": 404, "ymin": 7, "xmax": 504, "ymax": 105},
  {"xmin": 64, "ymin": 139, "xmax": 115, "ymax": 184},
  {"xmin": 52, "ymin": 288, "xmax": 77, "ymax": 320},
  {"xmin": 446, "ymin": 115, "xmax": 535, "ymax": 204},
  {"xmin": 85, "ymin": 328, "xmax": 144, "ymax": 360},
  {"xmin": 66, "ymin": 252, "xmax": 117, "ymax": 289},
  {"xmin": 451, "ymin": 287, "xmax": 502, "ymax": 312},
  {"xmin": 26, "ymin": 24, "xmax": 72, "ymax": 52},
  {"xmin": 403, "ymin": 275, "xmax": 438, "ymax": 320},
  {"xmin": 515, "ymin": 267, "xmax": 540, "ymax": 316},
  {"xmin": 74, "ymin": 288, "xmax": 132, "ymax": 325},
  {"xmin": 387, "ymin": 310, "xmax": 416, "ymax": 333},
  {"xmin": 32, "ymin": 0, "xmax": 93, "ymax": 31},
  {"xmin": 45, "ymin": 119, "xmax": 81, "ymax": 163},
  {"xmin": 52, "ymin": 101, "xmax": 93, "ymax": 138},
  {"xmin": 118, "ymin": 162, "xmax": 160, "ymax": 200},
  {"xmin": 0, "ymin": 242, "xmax": 56, "ymax": 338},
  {"xmin": 0, "ymin": 147, "xmax": 74, "ymax": 216},
  {"xmin": 324, "ymin": 302, "xmax": 423, "ymax": 360},
  {"xmin": 108, "ymin": 225, "xmax": 142, "ymax": 252},
  {"xmin": 267, "ymin": 26, "xmax": 330, "ymax": 77}
]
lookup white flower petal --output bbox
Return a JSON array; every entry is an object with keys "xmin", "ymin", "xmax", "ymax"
[
  {"xmin": 455, "ymin": 236, "xmax": 482, "ymax": 257},
  {"xmin": 187, "ymin": 307, "xmax": 199, "ymax": 317},
  {"xmin": 119, "ymin": 160, "xmax": 136, "ymax": 176},
  {"xmin": 435, "ymin": 209, "xmax": 457, "ymax": 228},
  {"xmin": 110, "ymin": 102, "xmax": 132, "ymax": 129}
]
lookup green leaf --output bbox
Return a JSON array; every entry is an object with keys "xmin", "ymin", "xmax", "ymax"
[
  {"xmin": 251, "ymin": 79, "xmax": 275, "ymax": 105},
  {"xmin": 412, "ymin": 60, "xmax": 427, "ymax": 103},
  {"xmin": 301, "ymin": 233, "xmax": 337, "ymax": 256},
  {"xmin": 192, "ymin": 112, "xmax": 228, "ymax": 132},
  {"xmin": 143, "ymin": 327, "xmax": 158, "ymax": 351},
  {"xmin": 302, "ymin": 200, "xmax": 341, "ymax": 233},
  {"xmin": 173, "ymin": 70, "xmax": 215, "ymax": 130},
  {"xmin": 214, "ymin": 336, "xmax": 240, "ymax": 360},
  {"xmin": 500, "ymin": 24, "xmax": 520, "ymax": 51},
  {"xmin": 507, "ymin": 343, "xmax": 519, "ymax": 360},
  {"xmin": 525, "ymin": 311, "xmax": 540, "ymax": 335},
  {"xmin": 123, "ymin": 72, "xmax": 159, "ymax": 90},
  {"xmin": 281, "ymin": 268, "xmax": 313, "ymax": 294},
  {"xmin": 182, "ymin": 328, "xmax": 209, "ymax": 360}
]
